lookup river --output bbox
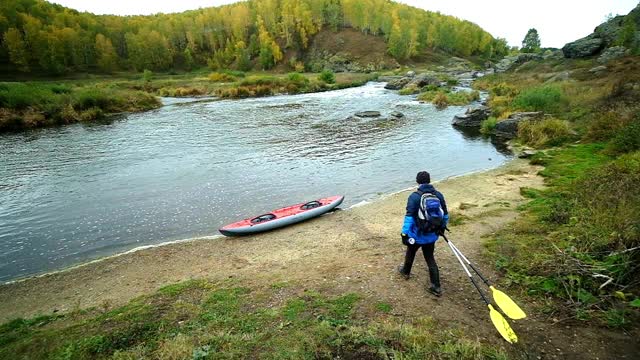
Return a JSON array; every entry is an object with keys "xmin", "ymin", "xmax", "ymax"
[{"xmin": 0, "ymin": 82, "xmax": 510, "ymax": 282}]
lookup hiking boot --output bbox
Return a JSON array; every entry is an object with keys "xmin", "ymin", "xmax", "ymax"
[
  {"xmin": 397, "ymin": 265, "xmax": 410, "ymax": 280},
  {"xmin": 428, "ymin": 285, "xmax": 442, "ymax": 297}
]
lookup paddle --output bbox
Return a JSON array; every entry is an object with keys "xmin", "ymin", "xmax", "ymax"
[
  {"xmin": 448, "ymin": 239, "xmax": 527, "ymax": 320},
  {"xmin": 443, "ymin": 234, "xmax": 519, "ymax": 344}
]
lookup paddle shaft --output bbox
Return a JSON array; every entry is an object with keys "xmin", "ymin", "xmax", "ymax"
[
  {"xmin": 448, "ymin": 240, "xmax": 492, "ymax": 287},
  {"xmin": 443, "ymin": 234, "xmax": 490, "ymax": 305}
]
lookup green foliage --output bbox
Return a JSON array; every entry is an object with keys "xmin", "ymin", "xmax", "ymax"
[
  {"xmin": 286, "ymin": 72, "xmax": 308, "ymax": 84},
  {"xmin": 521, "ymin": 28, "xmax": 541, "ymax": 53},
  {"xmin": 517, "ymin": 118, "xmax": 573, "ymax": 148},
  {"xmin": 0, "ymin": 0, "xmax": 503, "ymax": 75},
  {"xmin": 318, "ymin": 69, "xmax": 336, "ymax": 84},
  {"xmin": 480, "ymin": 116, "xmax": 497, "ymax": 135},
  {"xmin": 208, "ymin": 72, "xmax": 236, "ymax": 82},
  {"xmin": 512, "ymin": 85, "xmax": 565, "ymax": 113},
  {"xmin": 142, "ymin": 69, "xmax": 153, "ymax": 83},
  {"xmin": 606, "ymin": 118, "xmax": 640, "ymax": 155},
  {"xmin": 486, "ymin": 144, "xmax": 640, "ymax": 324},
  {"xmin": 0, "ymin": 82, "xmax": 160, "ymax": 132},
  {"xmin": 418, "ymin": 89, "xmax": 479, "ymax": 109}
]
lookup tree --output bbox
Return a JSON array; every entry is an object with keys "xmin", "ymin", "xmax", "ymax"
[
  {"xmin": 3, "ymin": 28, "xmax": 29, "ymax": 71},
  {"xmin": 95, "ymin": 33, "xmax": 117, "ymax": 72},
  {"xmin": 521, "ymin": 28, "xmax": 541, "ymax": 53}
]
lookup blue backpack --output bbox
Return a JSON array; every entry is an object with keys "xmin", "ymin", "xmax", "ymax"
[{"xmin": 415, "ymin": 190, "xmax": 444, "ymax": 233}]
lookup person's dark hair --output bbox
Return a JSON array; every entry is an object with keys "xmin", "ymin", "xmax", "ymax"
[{"xmin": 416, "ymin": 171, "xmax": 431, "ymax": 184}]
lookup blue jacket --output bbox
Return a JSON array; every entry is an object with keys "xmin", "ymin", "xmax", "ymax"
[{"xmin": 402, "ymin": 183, "xmax": 449, "ymax": 244}]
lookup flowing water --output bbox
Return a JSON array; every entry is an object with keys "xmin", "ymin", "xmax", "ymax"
[{"xmin": 0, "ymin": 82, "xmax": 510, "ymax": 282}]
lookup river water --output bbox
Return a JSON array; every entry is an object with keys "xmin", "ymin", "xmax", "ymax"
[{"xmin": 0, "ymin": 82, "xmax": 510, "ymax": 282}]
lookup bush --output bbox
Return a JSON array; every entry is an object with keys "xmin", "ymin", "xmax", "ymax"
[
  {"xmin": 318, "ymin": 69, "xmax": 336, "ymax": 84},
  {"xmin": 142, "ymin": 69, "xmax": 153, "ymax": 82},
  {"xmin": 208, "ymin": 72, "xmax": 236, "ymax": 82},
  {"xmin": 607, "ymin": 119, "xmax": 640, "ymax": 155},
  {"xmin": 286, "ymin": 72, "xmax": 308, "ymax": 84},
  {"xmin": 518, "ymin": 118, "xmax": 572, "ymax": 148},
  {"xmin": 480, "ymin": 117, "xmax": 497, "ymax": 135},
  {"xmin": 432, "ymin": 93, "xmax": 448, "ymax": 109},
  {"xmin": 512, "ymin": 85, "xmax": 565, "ymax": 113}
]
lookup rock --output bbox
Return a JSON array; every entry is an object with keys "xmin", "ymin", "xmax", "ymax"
[
  {"xmin": 494, "ymin": 112, "xmax": 544, "ymax": 138},
  {"xmin": 589, "ymin": 65, "xmax": 608, "ymax": 74},
  {"xmin": 562, "ymin": 36, "xmax": 605, "ymax": 58},
  {"xmin": 355, "ymin": 111, "xmax": 381, "ymax": 118},
  {"xmin": 597, "ymin": 46, "xmax": 627, "ymax": 63},
  {"xmin": 406, "ymin": 73, "xmax": 439, "ymax": 88},
  {"xmin": 518, "ymin": 150, "xmax": 537, "ymax": 159},
  {"xmin": 406, "ymin": 70, "xmax": 416, "ymax": 77},
  {"xmin": 545, "ymin": 71, "xmax": 571, "ymax": 83},
  {"xmin": 384, "ymin": 77, "xmax": 411, "ymax": 90},
  {"xmin": 495, "ymin": 53, "xmax": 543, "ymax": 73},
  {"xmin": 390, "ymin": 111, "xmax": 404, "ymax": 118},
  {"xmin": 542, "ymin": 50, "xmax": 564, "ymax": 60},
  {"xmin": 452, "ymin": 106, "xmax": 490, "ymax": 127}
]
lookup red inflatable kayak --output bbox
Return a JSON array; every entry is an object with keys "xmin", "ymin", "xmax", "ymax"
[{"xmin": 219, "ymin": 195, "xmax": 344, "ymax": 236}]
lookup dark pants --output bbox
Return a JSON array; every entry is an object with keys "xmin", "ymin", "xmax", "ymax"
[{"xmin": 401, "ymin": 243, "xmax": 440, "ymax": 287}]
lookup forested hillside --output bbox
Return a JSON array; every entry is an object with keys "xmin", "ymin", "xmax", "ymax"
[{"xmin": 0, "ymin": 0, "xmax": 508, "ymax": 75}]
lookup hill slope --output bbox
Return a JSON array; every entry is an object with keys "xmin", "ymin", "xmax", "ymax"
[{"xmin": 0, "ymin": 0, "xmax": 508, "ymax": 75}]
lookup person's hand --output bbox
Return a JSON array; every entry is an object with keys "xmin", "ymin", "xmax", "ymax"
[{"xmin": 401, "ymin": 233, "xmax": 408, "ymax": 242}]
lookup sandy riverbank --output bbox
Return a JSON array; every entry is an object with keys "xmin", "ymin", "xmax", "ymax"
[{"xmin": 1, "ymin": 159, "xmax": 542, "ymax": 322}]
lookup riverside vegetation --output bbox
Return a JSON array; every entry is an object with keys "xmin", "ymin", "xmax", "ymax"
[{"xmin": 474, "ymin": 55, "xmax": 640, "ymax": 328}]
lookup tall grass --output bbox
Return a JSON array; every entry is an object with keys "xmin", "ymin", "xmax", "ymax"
[
  {"xmin": 517, "ymin": 118, "xmax": 573, "ymax": 148},
  {"xmin": 512, "ymin": 85, "xmax": 566, "ymax": 113}
]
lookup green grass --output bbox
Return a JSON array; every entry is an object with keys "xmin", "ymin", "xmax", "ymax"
[
  {"xmin": 0, "ymin": 280, "xmax": 507, "ymax": 359},
  {"xmin": 485, "ymin": 144, "xmax": 640, "ymax": 326},
  {"xmin": 512, "ymin": 85, "xmax": 566, "ymax": 113},
  {"xmin": 480, "ymin": 116, "xmax": 497, "ymax": 135},
  {"xmin": 517, "ymin": 118, "xmax": 574, "ymax": 148},
  {"xmin": 417, "ymin": 89, "xmax": 480, "ymax": 109},
  {"xmin": 0, "ymin": 82, "xmax": 160, "ymax": 132}
]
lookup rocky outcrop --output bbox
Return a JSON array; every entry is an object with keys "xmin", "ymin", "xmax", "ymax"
[
  {"xmin": 562, "ymin": 4, "xmax": 640, "ymax": 58},
  {"xmin": 407, "ymin": 73, "xmax": 439, "ymax": 88},
  {"xmin": 589, "ymin": 65, "xmax": 608, "ymax": 75},
  {"xmin": 562, "ymin": 37, "xmax": 605, "ymax": 58},
  {"xmin": 494, "ymin": 112, "xmax": 544, "ymax": 138},
  {"xmin": 452, "ymin": 106, "xmax": 490, "ymax": 127},
  {"xmin": 598, "ymin": 46, "xmax": 628, "ymax": 63},
  {"xmin": 495, "ymin": 53, "xmax": 543, "ymax": 73},
  {"xmin": 384, "ymin": 77, "xmax": 411, "ymax": 90}
]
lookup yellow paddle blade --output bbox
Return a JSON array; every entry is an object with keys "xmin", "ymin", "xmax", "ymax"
[
  {"xmin": 490, "ymin": 286, "xmax": 527, "ymax": 320},
  {"xmin": 488, "ymin": 304, "xmax": 518, "ymax": 344}
]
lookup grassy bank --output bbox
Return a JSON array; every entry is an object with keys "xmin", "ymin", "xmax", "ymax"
[
  {"xmin": 478, "ymin": 56, "xmax": 640, "ymax": 326},
  {"xmin": 0, "ymin": 70, "xmax": 376, "ymax": 132},
  {"xmin": 0, "ymin": 279, "xmax": 506, "ymax": 360},
  {"xmin": 0, "ymin": 82, "xmax": 160, "ymax": 132}
]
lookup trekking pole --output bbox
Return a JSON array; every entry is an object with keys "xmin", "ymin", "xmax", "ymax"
[
  {"xmin": 447, "ymin": 239, "xmax": 526, "ymax": 320},
  {"xmin": 443, "ymin": 228, "xmax": 526, "ymax": 320},
  {"xmin": 442, "ymin": 233, "xmax": 518, "ymax": 344}
]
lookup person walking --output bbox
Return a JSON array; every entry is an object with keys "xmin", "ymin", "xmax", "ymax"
[{"xmin": 398, "ymin": 171, "xmax": 449, "ymax": 296}]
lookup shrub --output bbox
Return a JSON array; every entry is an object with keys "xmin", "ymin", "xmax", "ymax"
[
  {"xmin": 432, "ymin": 93, "xmax": 448, "ymax": 109},
  {"xmin": 286, "ymin": 72, "xmax": 308, "ymax": 84},
  {"xmin": 606, "ymin": 119, "xmax": 640, "ymax": 155},
  {"xmin": 491, "ymin": 82, "xmax": 518, "ymax": 97},
  {"xmin": 512, "ymin": 85, "xmax": 565, "ymax": 113},
  {"xmin": 480, "ymin": 117, "xmax": 497, "ymax": 135},
  {"xmin": 142, "ymin": 69, "xmax": 153, "ymax": 82},
  {"xmin": 208, "ymin": 72, "xmax": 236, "ymax": 82},
  {"xmin": 517, "ymin": 118, "xmax": 572, "ymax": 148},
  {"xmin": 318, "ymin": 69, "xmax": 336, "ymax": 84}
]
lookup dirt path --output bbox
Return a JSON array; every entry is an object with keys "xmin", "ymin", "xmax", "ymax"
[{"xmin": 1, "ymin": 159, "xmax": 637, "ymax": 359}]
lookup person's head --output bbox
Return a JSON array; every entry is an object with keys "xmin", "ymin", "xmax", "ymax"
[{"xmin": 416, "ymin": 171, "xmax": 430, "ymax": 184}]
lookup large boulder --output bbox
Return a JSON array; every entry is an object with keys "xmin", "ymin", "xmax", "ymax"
[
  {"xmin": 494, "ymin": 112, "xmax": 544, "ymax": 138},
  {"xmin": 562, "ymin": 36, "xmax": 605, "ymax": 58},
  {"xmin": 452, "ymin": 106, "xmax": 491, "ymax": 127},
  {"xmin": 384, "ymin": 77, "xmax": 411, "ymax": 90},
  {"xmin": 495, "ymin": 53, "xmax": 543, "ymax": 73}
]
